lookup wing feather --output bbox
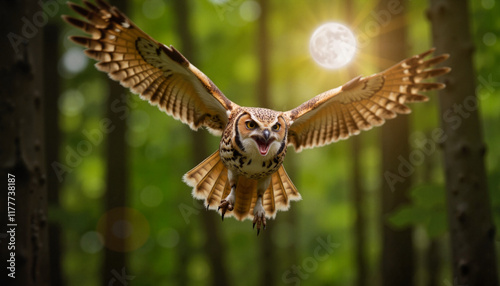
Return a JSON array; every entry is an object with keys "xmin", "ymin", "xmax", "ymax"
[
  {"xmin": 285, "ymin": 49, "xmax": 450, "ymax": 151},
  {"xmin": 63, "ymin": 0, "xmax": 236, "ymax": 135}
]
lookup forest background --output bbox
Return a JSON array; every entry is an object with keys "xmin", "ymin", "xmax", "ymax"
[{"xmin": 0, "ymin": 0, "xmax": 499, "ymax": 285}]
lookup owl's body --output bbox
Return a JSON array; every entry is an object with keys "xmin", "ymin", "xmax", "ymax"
[
  {"xmin": 186, "ymin": 107, "xmax": 297, "ymax": 229},
  {"xmin": 64, "ymin": 0, "xmax": 450, "ymax": 233}
]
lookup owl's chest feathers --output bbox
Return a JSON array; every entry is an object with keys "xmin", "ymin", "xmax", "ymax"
[{"xmin": 220, "ymin": 137, "xmax": 286, "ymax": 180}]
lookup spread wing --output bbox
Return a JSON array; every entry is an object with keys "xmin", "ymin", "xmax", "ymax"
[
  {"xmin": 285, "ymin": 49, "xmax": 450, "ymax": 152},
  {"xmin": 62, "ymin": 0, "xmax": 236, "ymax": 135}
]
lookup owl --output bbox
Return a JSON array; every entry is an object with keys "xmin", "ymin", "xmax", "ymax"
[{"xmin": 63, "ymin": 0, "xmax": 450, "ymax": 234}]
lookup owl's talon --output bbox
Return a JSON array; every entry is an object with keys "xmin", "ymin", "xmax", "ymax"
[
  {"xmin": 218, "ymin": 199, "xmax": 234, "ymax": 221},
  {"xmin": 252, "ymin": 215, "xmax": 266, "ymax": 235},
  {"xmin": 253, "ymin": 205, "xmax": 266, "ymax": 235}
]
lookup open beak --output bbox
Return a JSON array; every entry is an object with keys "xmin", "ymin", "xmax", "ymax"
[{"xmin": 252, "ymin": 132, "xmax": 274, "ymax": 156}]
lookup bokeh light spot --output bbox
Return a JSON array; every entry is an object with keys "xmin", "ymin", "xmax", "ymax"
[
  {"xmin": 97, "ymin": 207, "xmax": 150, "ymax": 252},
  {"xmin": 80, "ymin": 231, "xmax": 104, "ymax": 254},
  {"xmin": 62, "ymin": 47, "xmax": 88, "ymax": 74},
  {"xmin": 140, "ymin": 185, "xmax": 163, "ymax": 207},
  {"xmin": 483, "ymin": 32, "xmax": 497, "ymax": 46},
  {"xmin": 188, "ymin": 255, "xmax": 210, "ymax": 281},
  {"xmin": 209, "ymin": 0, "xmax": 230, "ymax": 4},
  {"xmin": 128, "ymin": 110, "xmax": 151, "ymax": 132},
  {"xmin": 126, "ymin": 129, "xmax": 147, "ymax": 148},
  {"xmin": 240, "ymin": 1, "xmax": 261, "ymax": 22},
  {"xmin": 482, "ymin": 0, "xmax": 495, "ymax": 9},
  {"xmin": 112, "ymin": 220, "xmax": 133, "ymax": 239},
  {"xmin": 59, "ymin": 89, "xmax": 85, "ymax": 117},
  {"xmin": 142, "ymin": 0, "xmax": 166, "ymax": 19},
  {"xmin": 157, "ymin": 228, "xmax": 180, "ymax": 248}
]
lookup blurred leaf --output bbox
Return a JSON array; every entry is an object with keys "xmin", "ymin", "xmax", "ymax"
[
  {"xmin": 388, "ymin": 184, "xmax": 447, "ymax": 237},
  {"xmin": 426, "ymin": 210, "xmax": 447, "ymax": 238},
  {"xmin": 388, "ymin": 206, "xmax": 428, "ymax": 227},
  {"xmin": 411, "ymin": 184, "xmax": 445, "ymax": 207}
]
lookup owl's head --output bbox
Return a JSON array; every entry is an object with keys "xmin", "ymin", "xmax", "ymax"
[{"xmin": 236, "ymin": 108, "xmax": 287, "ymax": 157}]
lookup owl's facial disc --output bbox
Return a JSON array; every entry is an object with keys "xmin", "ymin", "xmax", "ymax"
[{"xmin": 240, "ymin": 112, "xmax": 284, "ymax": 157}]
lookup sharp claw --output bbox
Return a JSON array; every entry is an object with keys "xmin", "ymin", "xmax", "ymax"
[
  {"xmin": 257, "ymin": 228, "xmax": 260, "ymax": 236},
  {"xmin": 263, "ymin": 224, "xmax": 266, "ymax": 230},
  {"xmin": 218, "ymin": 206, "xmax": 221, "ymax": 211}
]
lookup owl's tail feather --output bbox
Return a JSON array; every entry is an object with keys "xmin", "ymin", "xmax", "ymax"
[
  {"xmin": 264, "ymin": 166, "xmax": 302, "ymax": 218},
  {"xmin": 183, "ymin": 151, "xmax": 302, "ymax": 221},
  {"xmin": 183, "ymin": 150, "xmax": 230, "ymax": 209}
]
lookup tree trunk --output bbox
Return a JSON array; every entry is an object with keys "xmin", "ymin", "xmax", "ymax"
[
  {"xmin": 43, "ymin": 23, "xmax": 64, "ymax": 286},
  {"xmin": 100, "ymin": 81, "xmax": 130, "ymax": 285},
  {"xmin": 346, "ymin": 2, "xmax": 367, "ymax": 286},
  {"xmin": 281, "ymin": 2, "xmax": 300, "ymax": 269},
  {"xmin": 428, "ymin": 0, "xmax": 499, "ymax": 285},
  {"xmin": 420, "ymin": 145, "xmax": 441, "ymax": 286},
  {"xmin": 0, "ymin": 1, "xmax": 49, "ymax": 285},
  {"xmin": 257, "ymin": 0, "xmax": 270, "ymax": 109},
  {"xmin": 257, "ymin": 0, "xmax": 276, "ymax": 285},
  {"xmin": 426, "ymin": 239, "xmax": 441, "ymax": 286},
  {"xmin": 101, "ymin": 1, "xmax": 130, "ymax": 284},
  {"xmin": 172, "ymin": 1, "xmax": 230, "ymax": 285},
  {"xmin": 351, "ymin": 135, "xmax": 368, "ymax": 286},
  {"xmin": 378, "ymin": 1, "xmax": 414, "ymax": 285}
]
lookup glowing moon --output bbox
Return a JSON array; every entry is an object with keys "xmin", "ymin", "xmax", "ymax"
[{"xmin": 310, "ymin": 23, "xmax": 357, "ymax": 69}]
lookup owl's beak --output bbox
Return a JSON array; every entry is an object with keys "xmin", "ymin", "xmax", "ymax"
[
  {"xmin": 252, "ymin": 133, "xmax": 274, "ymax": 156},
  {"xmin": 263, "ymin": 129, "xmax": 270, "ymax": 140}
]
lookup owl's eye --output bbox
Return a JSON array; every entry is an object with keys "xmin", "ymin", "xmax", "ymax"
[
  {"xmin": 245, "ymin": 120, "xmax": 257, "ymax": 130},
  {"xmin": 272, "ymin": 123, "xmax": 281, "ymax": 131}
]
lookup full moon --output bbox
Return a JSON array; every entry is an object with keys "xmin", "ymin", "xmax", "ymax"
[{"xmin": 310, "ymin": 23, "xmax": 357, "ymax": 69}]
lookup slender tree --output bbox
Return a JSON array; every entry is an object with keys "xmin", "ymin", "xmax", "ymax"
[
  {"xmin": 43, "ymin": 23, "xmax": 64, "ymax": 286},
  {"xmin": 257, "ymin": 0, "xmax": 277, "ymax": 285},
  {"xmin": 351, "ymin": 135, "xmax": 368, "ymax": 286},
  {"xmin": 428, "ymin": 0, "xmax": 499, "ymax": 285},
  {"xmin": 420, "ymin": 146, "xmax": 441, "ymax": 286},
  {"xmin": 346, "ymin": 2, "xmax": 367, "ymax": 286},
  {"xmin": 257, "ymin": 0, "xmax": 271, "ymax": 109},
  {"xmin": 377, "ymin": 1, "xmax": 414, "ymax": 285},
  {"xmin": 101, "ymin": 1, "xmax": 130, "ymax": 284},
  {"xmin": 0, "ymin": 1, "xmax": 49, "ymax": 285},
  {"xmin": 172, "ymin": 1, "xmax": 230, "ymax": 285},
  {"xmin": 280, "ymin": 2, "xmax": 300, "ymax": 271}
]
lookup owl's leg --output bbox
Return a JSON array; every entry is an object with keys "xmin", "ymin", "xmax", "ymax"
[
  {"xmin": 218, "ymin": 169, "xmax": 237, "ymax": 220},
  {"xmin": 253, "ymin": 176, "xmax": 271, "ymax": 235}
]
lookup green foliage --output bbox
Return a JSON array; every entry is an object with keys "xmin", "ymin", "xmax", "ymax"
[{"xmin": 388, "ymin": 184, "xmax": 447, "ymax": 238}]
